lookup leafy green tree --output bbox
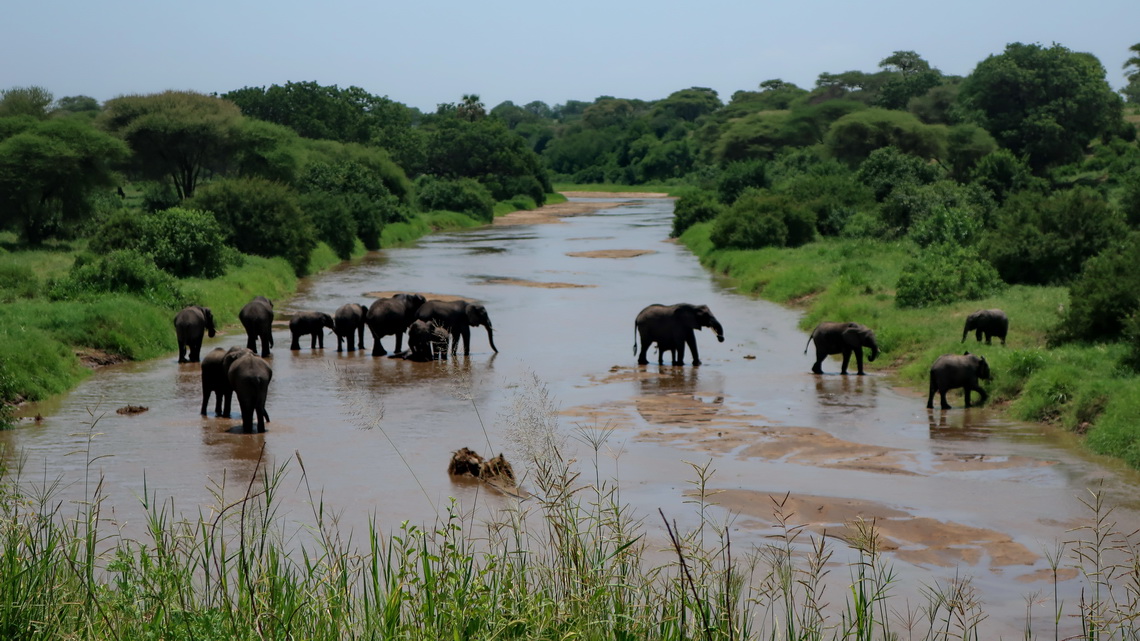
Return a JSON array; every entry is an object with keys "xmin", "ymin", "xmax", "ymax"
[
  {"xmin": 1122, "ymin": 76, "xmax": 1140, "ymax": 105},
  {"xmin": 773, "ymin": 173, "xmax": 874, "ymax": 236},
  {"xmin": 425, "ymin": 118, "xmax": 549, "ymax": 203},
  {"xmin": 54, "ymin": 95, "xmax": 101, "ymax": 115},
  {"xmin": 415, "ymin": 176, "xmax": 494, "ymax": 222},
  {"xmin": 457, "ymin": 94, "xmax": 486, "ymax": 122},
  {"xmin": 875, "ymin": 51, "xmax": 943, "ymax": 110},
  {"xmin": 300, "ymin": 191, "xmax": 358, "ymax": 260},
  {"xmin": 856, "ymin": 146, "xmax": 942, "ymax": 202},
  {"xmin": 969, "ymin": 149, "xmax": 1042, "ymax": 203},
  {"xmin": 958, "ymin": 42, "xmax": 1123, "ymax": 171},
  {"xmin": 716, "ymin": 159, "xmax": 768, "ymax": 204},
  {"xmin": 980, "ymin": 187, "xmax": 1126, "ymax": 285},
  {"xmin": 92, "ymin": 207, "xmax": 233, "ymax": 278},
  {"xmin": 907, "ymin": 81, "xmax": 962, "ymax": 124},
  {"xmin": 655, "ymin": 87, "xmax": 722, "ymax": 122},
  {"xmin": 1125, "ymin": 42, "xmax": 1140, "ymax": 83},
  {"xmin": 880, "ymin": 180, "xmax": 992, "ymax": 238},
  {"xmin": 943, "ymin": 123, "xmax": 997, "ymax": 180},
  {"xmin": 48, "ymin": 249, "xmax": 186, "ymax": 308},
  {"xmin": 0, "ymin": 86, "xmax": 53, "ymax": 118},
  {"xmin": 826, "ymin": 108, "xmax": 945, "ymax": 164},
  {"xmin": 232, "ymin": 118, "xmax": 302, "ymax": 184},
  {"xmin": 100, "ymin": 91, "xmax": 243, "ymax": 199},
  {"xmin": 189, "ymin": 177, "xmax": 316, "ymax": 275},
  {"xmin": 0, "ymin": 118, "xmax": 130, "ymax": 243},
  {"xmin": 223, "ymin": 81, "xmax": 389, "ymax": 144}
]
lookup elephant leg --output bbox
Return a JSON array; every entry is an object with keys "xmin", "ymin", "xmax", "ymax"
[
  {"xmin": 201, "ymin": 389, "xmax": 210, "ymax": 416},
  {"xmin": 346, "ymin": 334, "xmax": 355, "ymax": 351},
  {"xmin": 246, "ymin": 335, "xmax": 257, "ymax": 352},
  {"xmin": 926, "ymin": 378, "xmax": 937, "ymax": 409},
  {"xmin": 975, "ymin": 329, "xmax": 983, "ymax": 342},
  {"xmin": 222, "ymin": 392, "xmax": 232, "ymax": 418},
  {"xmin": 687, "ymin": 333, "xmax": 700, "ymax": 366},
  {"xmin": 840, "ymin": 349, "xmax": 852, "ymax": 375},
  {"xmin": 939, "ymin": 388, "xmax": 952, "ymax": 411},
  {"xmin": 311, "ymin": 333, "xmax": 319, "ymax": 349},
  {"xmin": 965, "ymin": 388, "xmax": 973, "ymax": 408},
  {"xmin": 373, "ymin": 339, "xmax": 387, "ymax": 357},
  {"xmin": 676, "ymin": 341, "xmax": 687, "ymax": 366},
  {"xmin": 812, "ymin": 347, "xmax": 826, "ymax": 374},
  {"xmin": 179, "ymin": 345, "xmax": 189, "ymax": 364},
  {"xmin": 638, "ymin": 338, "xmax": 650, "ymax": 365},
  {"xmin": 291, "ymin": 333, "xmax": 301, "ymax": 350},
  {"xmin": 657, "ymin": 345, "xmax": 665, "ymax": 365},
  {"xmin": 394, "ymin": 332, "xmax": 404, "ymax": 354},
  {"xmin": 260, "ymin": 334, "xmax": 272, "ymax": 358},
  {"xmin": 190, "ymin": 342, "xmax": 202, "ymax": 363},
  {"xmin": 461, "ymin": 329, "xmax": 471, "ymax": 355},
  {"xmin": 854, "ymin": 350, "xmax": 865, "ymax": 376}
]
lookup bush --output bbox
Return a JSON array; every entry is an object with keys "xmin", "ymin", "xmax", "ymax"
[
  {"xmin": 710, "ymin": 190, "xmax": 815, "ymax": 250},
  {"xmin": 856, "ymin": 146, "xmax": 941, "ymax": 202},
  {"xmin": 91, "ymin": 207, "xmax": 233, "ymax": 279},
  {"xmin": 773, "ymin": 173, "xmax": 873, "ymax": 236},
  {"xmin": 48, "ymin": 249, "xmax": 186, "ymax": 308},
  {"xmin": 980, "ymin": 187, "xmax": 1126, "ymax": 285},
  {"xmin": 301, "ymin": 192, "xmax": 358, "ymax": 260},
  {"xmin": 189, "ymin": 177, "xmax": 316, "ymax": 276},
  {"xmin": 1054, "ymin": 231, "xmax": 1140, "ymax": 342},
  {"xmin": 907, "ymin": 205, "xmax": 984, "ymax": 248},
  {"xmin": 895, "ymin": 244, "xmax": 1004, "ymax": 308},
  {"xmin": 671, "ymin": 190, "xmax": 724, "ymax": 238},
  {"xmin": 715, "ymin": 159, "xmax": 767, "ymax": 205},
  {"xmin": 415, "ymin": 176, "xmax": 494, "ymax": 222}
]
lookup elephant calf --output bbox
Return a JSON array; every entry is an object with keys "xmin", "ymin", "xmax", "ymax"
[
  {"xmin": 200, "ymin": 347, "xmax": 232, "ymax": 417},
  {"xmin": 174, "ymin": 305, "xmax": 216, "ymax": 363},
  {"xmin": 289, "ymin": 311, "xmax": 335, "ymax": 350},
  {"xmin": 398, "ymin": 320, "xmax": 450, "ymax": 361},
  {"xmin": 222, "ymin": 346, "xmax": 272, "ymax": 433},
  {"xmin": 334, "ymin": 303, "xmax": 369, "ymax": 352},
  {"xmin": 804, "ymin": 321, "xmax": 879, "ymax": 375},
  {"xmin": 927, "ymin": 352, "xmax": 991, "ymax": 410},
  {"xmin": 962, "ymin": 309, "xmax": 1008, "ymax": 346}
]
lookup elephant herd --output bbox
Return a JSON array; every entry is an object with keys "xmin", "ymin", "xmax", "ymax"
[
  {"xmin": 175, "ymin": 294, "xmax": 1011, "ymax": 432},
  {"xmin": 799, "ymin": 308, "xmax": 1008, "ymax": 410},
  {"xmin": 174, "ymin": 293, "xmax": 499, "ymax": 432}
]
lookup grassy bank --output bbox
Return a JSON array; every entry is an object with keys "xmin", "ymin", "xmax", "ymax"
[
  {"xmin": 681, "ymin": 222, "xmax": 1140, "ymax": 467},
  {"xmin": 0, "ymin": 194, "xmax": 558, "ymax": 417}
]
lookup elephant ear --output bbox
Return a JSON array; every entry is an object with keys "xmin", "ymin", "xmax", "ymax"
[{"xmin": 841, "ymin": 326, "xmax": 865, "ymax": 347}]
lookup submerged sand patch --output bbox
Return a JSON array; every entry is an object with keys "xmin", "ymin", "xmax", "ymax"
[
  {"xmin": 714, "ymin": 489, "xmax": 1039, "ymax": 570},
  {"xmin": 478, "ymin": 277, "xmax": 593, "ymax": 289},
  {"xmin": 567, "ymin": 249, "xmax": 656, "ymax": 259},
  {"xmin": 364, "ymin": 291, "xmax": 476, "ymax": 303}
]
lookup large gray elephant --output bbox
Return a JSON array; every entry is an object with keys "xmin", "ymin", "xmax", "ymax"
[
  {"xmin": 289, "ymin": 311, "xmax": 335, "ymax": 350},
  {"xmin": 200, "ymin": 347, "xmax": 232, "ymax": 417},
  {"xmin": 804, "ymin": 321, "xmax": 879, "ymax": 375},
  {"xmin": 927, "ymin": 352, "xmax": 991, "ymax": 410},
  {"xmin": 174, "ymin": 305, "xmax": 216, "ymax": 363},
  {"xmin": 415, "ymin": 299, "xmax": 498, "ymax": 355},
  {"xmin": 367, "ymin": 293, "xmax": 426, "ymax": 356},
  {"xmin": 239, "ymin": 296, "xmax": 274, "ymax": 357},
  {"xmin": 334, "ymin": 303, "xmax": 369, "ymax": 352},
  {"xmin": 222, "ymin": 346, "xmax": 272, "ymax": 432},
  {"xmin": 633, "ymin": 303, "xmax": 724, "ymax": 366},
  {"xmin": 962, "ymin": 309, "xmax": 1008, "ymax": 346}
]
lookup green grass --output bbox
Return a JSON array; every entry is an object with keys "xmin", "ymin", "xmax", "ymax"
[{"xmin": 680, "ymin": 222, "xmax": 1140, "ymax": 465}]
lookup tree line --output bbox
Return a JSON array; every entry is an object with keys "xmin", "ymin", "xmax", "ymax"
[{"xmin": 1, "ymin": 40, "xmax": 1139, "ymax": 354}]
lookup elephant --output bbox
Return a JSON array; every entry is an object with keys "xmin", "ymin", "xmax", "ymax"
[
  {"xmin": 239, "ymin": 296, "xmax": 274, "ymax": 357},
  {"xmin": 222, "ymin": 346, "xmax": 272, "ymax": 432},
  {"xmin": 633, "ymin": 303, "xmax": 724, "ymax": 366},
  {"xmin": 397, "ymin": 319, "xmax": 450, "ymax": 361},
  {"xmin": 927, "ymin": 352, "xmax": 991, "ymax": 410},
  {"xmin": 200, "ymin": 347, "xmax": 232, "ymax": 417},
  {"xmin": 803, "ymin": 321, "xmax": 879, "ymax": 375},
  {"xmin": 962, "ymin": 309, "xmax": 1008, "ymax": 346},
  {"xmin": 334, "ymin": 303, "xmax": 369, "ymax": 352},
  {"xmin": 415, "ymin": 299, "xmax": 498, "ymax": 355},
  {"xmin": 173, "ymin": 305, "xmax": 215, "ymax": 363},
  {"xmin": 289, "ymin": 311, "xmax": 335, "ymax": 350},
  {"xmin": 367, "ymin": 293, "xmax": 426, "ymax": 356}
]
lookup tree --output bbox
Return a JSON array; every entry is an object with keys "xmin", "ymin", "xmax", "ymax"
[
  {"xmin": 1125, "ymin": 42, "xmax": 1140, "ymax": 82},
  {"xmin": 54, "ymin": 95, "xmax": 101, "ymax": 115},
  {"xmin": 0, "ymin": 86, "xmax": 53, "ymax": 118},
  {"xmin": 655, "ymin": 87, "xmax": 722, "ymax": 122},
  {"xmin": 826, "ymin": 108, "xmax": 945, "ymax": 164},
  {"xmin": 0, "ymin": 118, "xmax": 129, "ymax": 243},
  {"xmin": 1055, "ymin": 231, "xmax": 1140, "ymax": 342},
  {"xmin": 457, "ymin": 94, "xmax": 486, "ymax": 122},
  {"xmin": 100, "ymin": 91, "xmax": 243, "ymax": 199},
  {"xmin": 958, "ymin": 42, "xmax": 1123, "ymax": 171},
  {"xmin": 425, "ymin": 118, "xmax": 549, "ymax": 203}
]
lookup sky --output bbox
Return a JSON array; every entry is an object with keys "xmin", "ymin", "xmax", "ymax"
[{"xmin": 4, "ymin": 0, "xmax": 1138, "ymax": 112}]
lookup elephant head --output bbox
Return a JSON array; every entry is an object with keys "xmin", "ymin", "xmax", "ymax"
[
  {"xmin": 466, "ymin": 304, "xmax": 498, "ymax": 353},
  {"xmin": 686, "ymin": 304, "xmax": 725, "ymax": 342},
  {"xmin": 843, "ymin": 323, "xmax": 878, "ymax": 362},
  {"xmin": 202, "ymin": 307, "xmax": 217, "ymax": 338}
]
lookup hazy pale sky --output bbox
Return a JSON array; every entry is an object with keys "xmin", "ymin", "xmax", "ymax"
[{"xmin": 5, "ymin": 0, "xmax": 1138, "ymax": 112}]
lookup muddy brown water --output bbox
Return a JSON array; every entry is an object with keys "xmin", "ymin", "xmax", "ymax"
[{"xmin": 6, "ymin": 196, "xmax": 1140, "ymax": 636}]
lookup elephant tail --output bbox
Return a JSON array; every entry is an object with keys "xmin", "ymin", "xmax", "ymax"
[
  {"xmin": 803, "ymin": 330, "xmax": 815, "ymax": 354},
  {"xmin": 632, "ymin": 324, "xmax": 638, "ymax": 357}
]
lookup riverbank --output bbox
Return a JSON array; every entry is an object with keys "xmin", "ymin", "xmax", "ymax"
[{"xmin": 678, "ymin": 221, "xmax": 1140, "ymax": 469}]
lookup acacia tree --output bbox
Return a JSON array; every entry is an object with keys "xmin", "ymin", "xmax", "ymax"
[
  {"xmin": 100, "ymin": 91, "xmax": 243, "ymax": 199},
  {"xmin": 0, "ymin": 118, "xmax": 129, "ymax": 243},
  {"xmin": 958, "ymin": 42, "xmax": 1123, "ymax": 171},
  {"xmin": 0, "ymin": 86, "xmax": 53, "ymax": 118}
]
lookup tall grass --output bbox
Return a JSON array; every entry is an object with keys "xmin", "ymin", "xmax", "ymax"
[{"xmin": 5, "ymin": 395, "xmax": 1140, "ymax": 639}]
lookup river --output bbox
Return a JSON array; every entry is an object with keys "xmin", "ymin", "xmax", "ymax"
[{"xmin": 6, "ymin": 195, "xmax": 1140, "ymax": 637}]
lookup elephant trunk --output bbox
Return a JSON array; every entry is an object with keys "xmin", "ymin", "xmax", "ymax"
[
  {"xmin": 961, "ymin": 322, "xmax": 969, "ymax": 343},
  {"xmin": 486, "ymin": 325, "xmax": 498, "ymax": 353},
  {"xmin": 869, "ymin": 342, "xmax": 879, "ymax": 362},
  {"xmin": 710, "ymin": 318, "xmax": 725, "ymax": 343}
]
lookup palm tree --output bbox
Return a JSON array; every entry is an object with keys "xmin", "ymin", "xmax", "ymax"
[
  {"xmin": 456, "ymin": 94, "xmax": 485, "ymax": 122},
  {"xmin": 1125, "ymin": 42, "xmax": 1140, "ymax": 81}
]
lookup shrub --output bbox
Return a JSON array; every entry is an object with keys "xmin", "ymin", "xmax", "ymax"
[
  {"xmin": 715, "ymin": 159, "xmax": 767, "ymax": 205},
  {"xmin": 48, "ymin": 249, "xmax": 186, "ymax": 308},
  {"xmin": 91, "ymin": 207, "xmax": 233, "ymax": 278},
  {"xmin": 710, "ymin": 190, "xmax": 815, "ymax": 249},
  {"xmin": 773, "ymin": 173, "xmax": 873, "ymax": 236},
  {"xmin": 907, "ymin": 205, "xmax": 984, "ymax": 248},
  {"xmin": 1054, "ymin": 232, "xmax": 1140, "ymax": 342},
  {"xmin": 415, "ymin": 176, "xmax": 494, "ymax": 222},
  {"xmin": 856, "ymin": 146, "xmax": 941, "ymax": 202},
  {"xmin": 671, "ymin": 190, "xmax": 724, "ymax": 238},
  {"xmin": 980, "ymin": 187, "xmax": 1126, "ymax": 285},
  {"xmin": 189, "ymin": 177, "xmax": 316, "ymax": 276},
  {"xmin": 301, "ymin": 192, "xmax": 358, "ymax": 260},
  {"xmin": 895, "ymin": 244, "xmax": 1004, "ymax": 308}
]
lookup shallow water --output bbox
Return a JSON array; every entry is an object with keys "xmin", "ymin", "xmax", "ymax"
[{"xmin": 6, "ymin": 197, "xmax": 1140, "ymax": 636}]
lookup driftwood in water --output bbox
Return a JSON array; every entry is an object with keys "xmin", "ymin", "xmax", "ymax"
[{"xmin": 116, "ymin": 405, "xmax": 149, "ymax": 415}]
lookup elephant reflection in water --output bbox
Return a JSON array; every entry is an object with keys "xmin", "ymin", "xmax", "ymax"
[
  {"xmin": 812, "ymin": 375, "xmax": 877, "ymax": 409},
  {"xmin": 926, "ymin": 409, "xmax": 993, "ymax": 441},
  {"xmin": 634, "ymin": 366, "xmax": 725, "ymax": 426}
]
